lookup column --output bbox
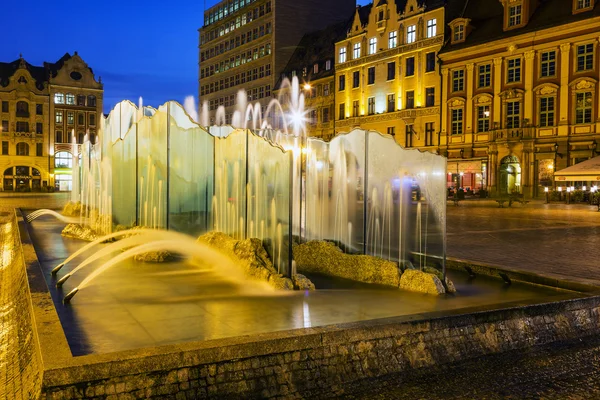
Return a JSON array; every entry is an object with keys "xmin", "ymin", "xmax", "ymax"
[
  {"xmin": 524, "ymin": 51, "xmax": 536, "ymax": 124},
  {"xmin": 465, "ymin": 63, "xmax": 474, "ymax": 135},
  {"xmin": 559, "ymin": 43, "xmax": 571, "ymax": 136},
  {"xmin": 440, "ymin": 67, "xmax": 449, "ymax": 146},
  {"xmin": 493, "ymin": 57, "xmax": 503, "ymax": 128}
]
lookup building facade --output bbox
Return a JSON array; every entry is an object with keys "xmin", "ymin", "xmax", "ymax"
[
  {"xmin": 0, "ymin": 53, "xmax": 103, "ymax": 191},
  {"xmin": 334, "ymin": 0, "xmax": 454, "ymax": 150},
  {"xmin": 439, "ymin": 0, "xmax": 600, "ymax": 198},
  {"xmin": 198, "ymin": 0, "xmax": 356, "ymax": 125}
]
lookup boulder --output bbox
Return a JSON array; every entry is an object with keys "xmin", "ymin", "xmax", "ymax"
[
  {"xmin": 424, "ymin": 266, "xmax": 457, "ymax": 294},
  {"xmin": 399, "ymin": 269, "xmax": 446, "ymax": 295},
  {"xmin": 61, "ymin": 223, "xmax": 98, "ymax": 242},
  {"xmin": 293, "ymin": 274, "xmax": 316, "ymax": 291},
  {"xmin": 293, "ymin": 241, "xmax": 401, "ymax": 287},
  {"xmin": 268, "ymin": 274, "xmax": 294, "ymax": 290},
  {"xmin": 62, "ymin": 201, "xmax": 82, "ymax": 217},
  {"xmin": 133, "ymin": 251, "xmax": 173, "ymax": 263}
]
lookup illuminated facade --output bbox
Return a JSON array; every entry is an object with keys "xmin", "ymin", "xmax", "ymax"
[
  {"xmin": 198, "ymin": 0, "xmax": 355, "ymax": 124},
  {"xmin": 439, "ymin": 0, "xmax": 600, "ymax": 198},
  {"xmin": 334, "ymin": 0, "xmax": 450, "ymax": 149},
  {"xmin": 0, "ymin": 53, "xmax": 103, "ymax": 191}
]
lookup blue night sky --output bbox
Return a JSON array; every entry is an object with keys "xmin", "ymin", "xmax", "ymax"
[{"xmin": 2, "ymin": 0, "xmax": 369, "ymax": 113}]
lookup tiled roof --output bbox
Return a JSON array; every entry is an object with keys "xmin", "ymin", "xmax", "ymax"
[{"xmin": 440, "ymin": 0, "xmax": 600, "ymax": 53}]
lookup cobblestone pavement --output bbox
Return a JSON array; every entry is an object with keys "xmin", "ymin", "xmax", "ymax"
[
  {"xmin": 446, "ymin": 200, "xmax": 600, "ymax": 285},
  {"xmin": 327, "ymin": 336, "xmax": 600, "ymax": 399}
]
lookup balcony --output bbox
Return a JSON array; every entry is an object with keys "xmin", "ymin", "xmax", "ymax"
[
  {"xmin": 16, "ymin": 111, "xmax": 30, "ymax": 118},
  {"xmin": 14, "ymin": 131, "xmax": 35, "ymax": 138},
  {"xmin": 494, "ymin": 127, "xmax": 533, "ymax": 141}
]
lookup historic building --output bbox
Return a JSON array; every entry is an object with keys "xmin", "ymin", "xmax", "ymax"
[
  {"xmin": 439, "ymin": 0, "xmax": 600, "ymax": 198},
  {"xmin": 333, "ymin": 0, "xmax": 462, "ymax": 149},
  {"xmin": 0, "ymin": 53, "xmax": 103, "ymax": 191},
  {"xmin": 198, "ymin": 0, "xmax": 356, "ymax": 125}
]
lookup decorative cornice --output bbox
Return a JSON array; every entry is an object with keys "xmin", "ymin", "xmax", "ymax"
[{"xmin": 335, "ymin": 106, "xmax": 439, "ymax": 126}]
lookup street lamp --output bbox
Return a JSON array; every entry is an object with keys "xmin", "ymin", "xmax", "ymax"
[
  {"xmin": 544, "ymin": 186, "xmax": 549, "ymax": 203},
  {"xmin": 566, "ymin": 187, "xmax": 571, "ymax": 204}
]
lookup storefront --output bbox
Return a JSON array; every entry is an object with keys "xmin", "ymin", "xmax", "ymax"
[
  {"xmin": 446, "ymin": 160, "xmax": 487, "ymax": 194},
  {"xmin": 554, "ymin": 155, "xmax": 600, "ymax": 188},
  {"xmin": 54, "ymin": 151, "xmax": 73, "ymax": 191},
  {"xmin": 3, "ymin": 166, "xmax": 44, "ymax": 191}
]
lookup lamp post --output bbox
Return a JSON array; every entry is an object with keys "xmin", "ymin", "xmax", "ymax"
[
  {"xmin": 544, "ymin": 186, "xmax": 549, "ymax": 204},
  {"xmin": 566, "ymin": 187, "xmax": 571, "ymax": 204},
  {"xmin": 558, "ymin": 186, "xmax": 562, "ymax": 202}
]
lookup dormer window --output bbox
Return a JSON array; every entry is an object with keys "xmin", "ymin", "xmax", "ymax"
[
  {"xmin": 313, "ymin": 64, "xmax": 318, "ymax": 74},
  {"xmin": 378, "ymin": 10, "xmax": 384, "ymax": 21},
  {"xmin": 325, "ymin": 60, "xmax": 331, "ymax": 71},
  {"xmin": 574, "ymin": 0, "xmax": 594, "ymax": 13},
  {"xmin": 454, "ymin": 24, "xmax": 464, "ymax": 42},
  {"xmin": 508, "ymin": 5, "xmax": 522, "ymax": 27}
]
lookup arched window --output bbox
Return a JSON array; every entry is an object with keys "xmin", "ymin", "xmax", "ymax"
[
  {"xmin": 4, "ymin": 167, "xmax": 13, "ymax": 175},
  {"xmin": 87, "ymin": 95, "xmax": 96, "ymax": 107},
  {"xmin": 54, "ymin": 93, "xmax": 64, "ymax": 104},
  {"xmin": 16, "ymin": 101, "xmax": 29, "ymax": 117},
  {"xmin": 32, "ymin": 168, "xmax": 40, "ymax": 176},
  {"xmin": 66, "ymin": 93, "xmax": 75, "ymax": 105},
  {"xmin": 55, "ymin": 151, "xmax": 72, "ymax": 168},
  {"xmin": 16, "ymin": 142, "xmax": 29, "ymax": 156}
]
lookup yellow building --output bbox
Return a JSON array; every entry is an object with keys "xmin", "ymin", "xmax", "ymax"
[
  {"xmin": 334, "ymin": 0, "xmax": 452, "ymax": 149},
  {"xmin": 0, "ymin": 53, "xmax": 103, "ymax": 191},
  {"xmin": 439, "ymin": 0, "xmax": 600, "ymax": 198}
]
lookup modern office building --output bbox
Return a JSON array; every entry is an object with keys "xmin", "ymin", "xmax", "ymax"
[
  {"xmin": 0, "ymin": 53, "xmax": 103, "ymax": 191},
  {"xmin": 439, "ymin": 0, "xmax": 600, "ymax": 198},
  {"xmin": 198, "ymin": 0, "xmax": 356, "ymax": 124}
]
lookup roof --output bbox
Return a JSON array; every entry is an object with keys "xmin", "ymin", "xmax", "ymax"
[
  {"xmin": 276, "ymin": 19, "xmax": 351, "ymax": 89},
  {"xmin": 440, "ymin": 0, "xmax": 600, "ymax": 54},
  {"xmin": 555, "ymin": 156, "xmax": 600, "ymax": 181}
]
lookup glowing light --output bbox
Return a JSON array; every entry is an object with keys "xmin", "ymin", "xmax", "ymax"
[
  {"xmin": 484, "ymin": 110, "xmax": 490, "ymax": 118},
  {"xmin": 316, "ymin": 161, "xmax": 324, "ymax": 170},
  {"xmin": 558, "ymin": 187, "xmax": 562, "ymax": 192},
  {"xmin": 583, "ymin": 186, "xmax": 587, "ymax": 191},
  {"xmin": 544, "ymin": 187, "xmax": 549, "ymax": 192},
  {"xmin": 548, "ymin": 164, "xmax": 554, "ymax": 170}
]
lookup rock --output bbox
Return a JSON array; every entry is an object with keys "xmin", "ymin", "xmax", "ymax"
[
  {"xmin": 445, "ymin": 277, "xmax": 457, "ymax": 294},
  {"xmin": 423, "ymin": 266, "xmax": 457, "ymax": 294},
  {"xmin": 268, "ymin": 274, "xmax": 294, "ymax": 290},
  {"xmin": 134, "ymin": 251, "xmax": 173, "ymax": 263},
  {"xmin": 293, "ymin": 241, "xmax": 401, "ymax": 287},
  {"xmin": 293, "ymin": 274, "xmax": 316, "ymax": 291},
  {"xmin": 399, "ymin": 269, "xmax": 446, "ymax": 295},
  {"xmin": 61, "ymin": 223, "xmax": 98, "ymax": 242},
  {"xmin": 62, "ymin": 201, "xmax": 82, "ymax": 217}
]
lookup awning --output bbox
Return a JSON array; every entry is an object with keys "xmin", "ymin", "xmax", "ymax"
[
  {"xmin": 554, "ymin": 155, "xmax": 600, "ymax": 181},
  {"xmin": 447, "ymin": 160, "xmax": 482, "ymax": 174}
]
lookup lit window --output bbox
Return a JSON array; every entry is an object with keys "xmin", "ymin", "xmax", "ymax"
[
  {"xmin": 427, "ymin": 19, "xmax": 437, "ymax": 38},
  {"xmin": 478, "ymin": 64, "xmax": 491, "ymax": 87},
  {"xmin": 507, "ymin": 58, "xmax": 521, "ymax": 83},
  {"xmin": 353, "ymin": 42, "xmax": 361, "ymax": 59},
  {"xmin": 389, "ymin": 31, "xmax": 397, "ymax": 48},
  {"xmin": 576, "ymin": 92, "xmax": 593, "ymax": 124},
  {"xmin": 55, "ymin": 151, "xmax": 72, "ymax": 168},
  {"xmin": 577, "ymin": 44, "xmax": 594, "ymax": 71},
  {"xmin": 66, "ymin": 93, "xmax": 75, "ymax": 105},
  {"xmin": 539, "ymin": 97, "xmax": 555, "ymax": 127},
  {"xmin": 577, "ymin": 0, "xmax": 591, "ymax": 9},
  {"xmin": 541, "ymin": 51, "xmax": 556, "ymax": 78},
  {"xmin": 451, "ymin": 109, "xmax": 463, "ymax": 135},
  {"xmin": 369, "ymin": 37, "xmax": 377, "ymax": 55},
  {"xmin": 314, "ymin": 64, "xmax": 318, "ymax": 74},
  {"xmin": 55, "ymin": 111, "xmax": 63, "ymax": 124},
  {"xmin": 325, "ymin": 60, "xmax": 331, "ymax": 70},
  {"xmin": 352, "ymin": 100, "xmax": 359, "ymax": 117},
  {"xmin": 477, "ymin": 105, "xmax": 490, "ymax": 132},
  {"xmin": 67, "ymin": 112, "xmax": 74, "ymax": 125},
  {"xmin": 506, "ymin": 101, "xmax": 521, "ymax": 128},
  {"xmin": 407, "ymin": 25, "xmax": 416, "ymax": 43},
  {"xmin": 452, "ymin": 70, "xmax": 464, "ymax": 92},
  {"xmin": 454, "ymin": 25, "xmax": 464, "ymax": 42},
  {"xmin": 508, "ymin": 5, "xmax": 522, "ymax": 27},
  {"xmin": 368, "ymin": 97, "xmax": 375, "ymax": 115},
  {"xmin": 54, "ymin": 93, "xmax": 64, "ymax": 104}
]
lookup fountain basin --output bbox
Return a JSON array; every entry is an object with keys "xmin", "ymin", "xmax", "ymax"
[{"xmin": 12, "ymin": 209, "xmax": 600, "ymax": 399}]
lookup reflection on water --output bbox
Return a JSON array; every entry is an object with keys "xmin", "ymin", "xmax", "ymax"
[{"xmin": 27, "ymin": 214, "xmax": 577, "ymax": 356}]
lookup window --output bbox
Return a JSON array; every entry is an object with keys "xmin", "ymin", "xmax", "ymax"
[
  {"xmin": 508, "ymin": 5, "xmax": 522, "ymax": 27},
  {"xmin": 507, "ymin": 58, "xmax": 521, "ymax": 83},
  {"xmin": 66, "ymin": 94, "xmax": 75, "ymax": 105},
  {"xmin": 368, "ymin": 97, "xmax": 375, "ymax": 115},
  {"xmin": 54, "ymin": 93, "xmax": 64, "ymax": 104},
  {"xmin": 405, "ymin": 125, "xmax": 413, "ymax": 147},
  {"xmin": 425, "ymin": 122, "xmax": 435, "ymax": 146},
  {"xmin": 90, "ymin": 114, "xmax": 96, "ymax": 126},
  {"xmin": 77, "ymin": 95, "xmax": 86, "ymax": 106},
  {"xmin": 578, "ymin": 0, "xmax": 592, "ymax": 9},
  {"xmin": 78, "ymin": 133, "xmax": 84, "ymax": 144},
  {"xmin": 55, "ymin": 151, "xmax": 72, "ymax": 168},
  {"xmin": 36, "ymin": 143, "xmax": 43, "ymax": 157},
  {"xmin": 368, "ymin": 67, "xmax": 375, "ymax": 85},
  {"xmin": 339, "ymin": 47, "xmax": 347, "ymax": 63},
  {"xmin": 67, "ymin": 112, "xmax": 74, "ymax": 125},
  {"xmin": 1, "ymin": 141, "xmax": 7, "ymax": 155},
  {"xmin": 427, "ymin": 19, "xmax": 437, "ymax": 38},
  {"xmin": 16, "ymin": 142, "xmax": 29, "ymax": 156},
  {"xmin": 388, "ymin": 94, "xmax": 395, "ymax": 112},
  {"xmin": 36, "ymin": 122, "xmax": 43, "ymax": 135},
  {"xmin": 576, "ymin": 92, "xmax": 593, "ymax": 124},
  {"xmin": 353, "ymin": 42, "xmax": 361, "ymax": 59},
  {"xmin": 387, "ymin": 127, "xmax": 395, "ymax": 136},
  {"xmin": 387, "ymin": 62, "xmax": 396, "ymax": 80},
  {"xmin": 369, "ymin": 37, "xmax": 377, "ymax": 55},
  {"xmin": 378, "ymin": 10, "xmax": 384, "ymax": 21},
  {"xmin": 1, "ymin": 101, "xmax": 7, "ymax": 113},
  {"xmin": 407, "ymin": 25, "xmax": 416, "ymax": 44},
  {"xmin": 478, "ymin": 64, "xmax": 491, "ymax": 87},
  {"xmin": 539, "ymin": 97, "xmax": 555, "ymax": 127},
  {"xmin": 353, "ymin": 100, "xmax": 359, "ymax": 117},
  {"xmin": 87, "ymin": 96, "xmax": 96, "ymax": 107},
  {"xmin": 540, "ymin": 51, "xmax": 556, "ymax": 78},
  {"xmin": 406, "ymin": 57, "xmax": 415, "ymax": 77},
  {"xmin": 339, "ymin": 103, "xmax": 345, "ymax": 120},
  {"xmin": 577, "ymin": 44, "xmax": 594, "ymax": 72},
  {"xmin": 477, "ymin": 105, "xmax": 490, "ymax": 132},
  {"xmin": 323, "ymin": 84, "xmax": 329, "ymax": 96},
  {"xmin": 36, "ymin": 104, "xmax": 43, "ymax": 115},
  {"xmin": 454, "ymin": 24, "xmax": 464, "ymax": 42},
  {"xmin": 325, "ymin": 60, "xmax": 331, "ymax": 70},
  {"xmin": 322, "ymin": 107, "xmax": 330, "ymax": 123},
  {"xmin": 426, "ymin": 87, "xmax": 435, "ymax": 107},
  {"xmin": 1, "ymin": 120, "xmax": 7, "ymax": 132},
  {"xmin": 78, "ymin": 113, "xmax": 85, "ymax": 125},
  {"xmin": 313, "ymin": 64, "xmax": 319, "ymax": 74},
  {"xmin": 506, "ymin": 101, "xmax": 521, "ymax": 128},
  {"xmin": 16, "ymin": 122, "xmax": 29, "ymax": 132},
  {"xmin": 55, "ymin": 111, "xmax": 63, "ymax": 124},
  {"xmin": 353, "ymin": 71, "xmax": 360, "ymax": 88},
  {"xmin": 339, "ymin": 75, "xmax": 345, "ymax": 91},
  {"xmin": 389, "ymin": 31, "xmax": 397, "ymax": 48},
  {"xmin": 406, "ymin": 91, "xmax": 415, "ymax": 109},
  {"xmin": 426, "ymin": 52, "xmax": 436, "ymax": 72},
  {"xmin": 55, "ymin": 131, "xmax": 63, "ymax": 143},
  {"xmin": 452, "ymin": 70, "xmax": 464, "ymax": 92},
  {"xmin": 451, "ymin": 109, "xmax": 463, "ymax": 135}
]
